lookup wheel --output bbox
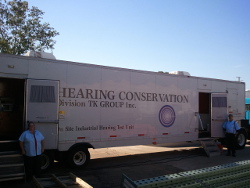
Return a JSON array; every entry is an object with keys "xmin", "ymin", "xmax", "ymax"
[
  {"xmin": 67, "ymin": 146, "xmax": 90, "ymax": 169},
  {"xmin": 41, "ymin": 151, "xmax": 54, "ymax": 171},
  {"xmin": 235, "ymin": 129, "xmax": 247, "ymax": 149}
]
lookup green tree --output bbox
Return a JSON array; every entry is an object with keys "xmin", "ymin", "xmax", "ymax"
[{"xmin": 0, "ymin": 0, "xmax": 59, "ymax": 55}]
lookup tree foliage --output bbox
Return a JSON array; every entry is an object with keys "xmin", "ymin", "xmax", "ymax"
[{"xmin": 0, "ymin": 0, "xmax": 59, "ymax": 55}]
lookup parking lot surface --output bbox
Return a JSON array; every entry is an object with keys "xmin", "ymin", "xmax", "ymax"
[{"xmin": 1, "ymin": 141, "xmax": 250, "ymax": 188}]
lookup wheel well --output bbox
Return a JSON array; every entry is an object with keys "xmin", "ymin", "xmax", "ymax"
[{"xmin": 68, "ymin": 142, "xmax": 94, "ymax": 151}]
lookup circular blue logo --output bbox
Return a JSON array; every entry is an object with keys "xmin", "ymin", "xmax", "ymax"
[{"xmin": 159, "ymin": 105, "xmax": 175, "ymax": 127}]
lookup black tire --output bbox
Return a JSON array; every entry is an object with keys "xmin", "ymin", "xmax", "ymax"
[
  {"xmin": 67, "ymin": 146, "xmax": 90, "ymax": 169},
  {"xmin": 41, "ymin": 151, "xmax": 54, "ymax": 171},
  {"xmin": 236, "ymin": 129, "xmax": 247, "ymax": 149}
]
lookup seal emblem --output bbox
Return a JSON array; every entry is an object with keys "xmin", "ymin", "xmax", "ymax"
[{"xmin": 159, "ymin": 105, "xmax": 175, "ymax": 127}]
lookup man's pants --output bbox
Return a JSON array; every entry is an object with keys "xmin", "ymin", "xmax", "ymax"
[
  {"xmin": 225, "ymin": 133, "xmax": 236, "ymax": 155},
  {"xmin": 24, "ymin": 155, "xmax": 42, "ymax": 181}
]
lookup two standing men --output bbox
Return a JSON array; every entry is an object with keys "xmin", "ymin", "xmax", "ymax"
[
  {"xmin": 19, "ymin": 122, "xmax": 45, "ymax": 181},
  {"xmin": 222, "ymin": 114, "xmax": 240, "ymax": 157}
]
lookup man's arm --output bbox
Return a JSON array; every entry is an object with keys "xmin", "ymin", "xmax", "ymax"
[
  {"xmin": 235, "ymin": 121, "xmax": 241, "ymax": 135},
  {"xmin": 222, "ymin": 122, "xmax": 227, "ymax": 132},
  {"xmin": 19, "ymin": 141, "xmax": 26, "ymax": 155},
  {"xmin": 235, "ymin": 121, "xmax": 241, "ymax": 130}
]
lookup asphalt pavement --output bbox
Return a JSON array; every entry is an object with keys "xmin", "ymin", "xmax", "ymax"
[{"xmin": 1, "ymin": 141, "xmax": 250, "ymax": 188}]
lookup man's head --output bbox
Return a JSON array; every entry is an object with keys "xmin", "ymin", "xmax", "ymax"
[
  {"xmin": 228, "ymin": 114, "xmax": 234, "ymax": 121},
  {"xmin": 28, "ymin": 121, "xmax": 35, "ymax": 132}
]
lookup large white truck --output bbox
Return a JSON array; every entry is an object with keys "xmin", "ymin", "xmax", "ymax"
[{"xmin": 0, "ymin": 52, "xmax": 247, "ymax": 170}]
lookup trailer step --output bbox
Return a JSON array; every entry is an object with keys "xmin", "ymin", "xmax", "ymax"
[
  {"xmin": 0, "ymin": 176, "xmax": 25, "ymax": 182},
  {"xmin": 0, "ymin": 152, "xmax": 23, "ymax": 164},
  {"xmin": 0, "ymin": 163, "xmax": 24, "ymax": 168},
  {"xmin": 0, "ymin": 150, "xmax": 20, "ymax": 156},
  {"xmin": 33, "ymin": 173, "xmax": 93, "ymax": 188},
  {"xmin": 0, "ymin": 150, "xmax": 25, "ymax": 182},
  {"xmin": 0, "ymin": 140, "xmax": 20, "ymax": 152},
  {"xmin": 0, "ymin": 173, "xmax": 26, "ymax": 182},
  {"xmin": 0, "ymin": 140, "xmax": 19, "ymax": 143},
  {"xmin": 200, "ymin": 139, "xmax": 221, "ymax": 157}
]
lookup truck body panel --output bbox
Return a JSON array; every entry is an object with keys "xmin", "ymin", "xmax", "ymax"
[{"xmin": 0, "ymin": 53, "xmax": 245, "ymax": 154}]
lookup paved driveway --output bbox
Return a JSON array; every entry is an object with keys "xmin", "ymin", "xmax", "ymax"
[{"xmin": 1, "ymin": 141, "xmax": 250, "ymax": 188}]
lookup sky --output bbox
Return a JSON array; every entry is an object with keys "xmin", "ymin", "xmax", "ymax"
[{"xmin": 26, "ymin": 0, "xmax": 250, "ymax": 89}]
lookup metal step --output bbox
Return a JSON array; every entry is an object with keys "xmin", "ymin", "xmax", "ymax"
[
  {"xmin": 0, "ymin": 150, "xmax": 20, "ymax": 155},
  {"xmin": 0, "ymin": 163, "xmax": 24, "ymax": 168},
  {"xmin": 200, "ymin": 139, "xmax": 221, "ymax": 157},
  {"xmin": 0, "ymin": 162, "xmax": 25, "ymax": 175},
  {"xmin": 0, "ymin": 153, "xmax": 23, "ymax": 165},
  {"xmin": 0, "ymin": 165, "xmax": 25, "ymax": 182},
  {"xmin": 0, "ymin": 148, "xmax": 25, "ymax": 182},
  {"xmin": 0, "ymin": 140, "xmax": 20, "ymax": 152},
  {"xmin": 0, "ymin": 173, "xmax": 25, "ymax": 182},
  {"xmin": 0, "ymin": 140, "xmax": 19, "ymax": 143},
  {"xmin": 0, "ymin": 176, "xmax": 25, "ymax": 182}
]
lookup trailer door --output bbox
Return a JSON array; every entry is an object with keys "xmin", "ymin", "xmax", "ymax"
[
  {"xmin": 26, "ymin": 79, "xmax": 59, "ymax": 149},
  {"xmin": 211, "ymin": 93, "xmax": 227, "ymax": 137}
]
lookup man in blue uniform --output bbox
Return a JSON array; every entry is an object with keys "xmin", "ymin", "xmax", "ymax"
[
  {"xmin": 19, "ymin": 122, "xmax": 45, "ymax": 181},
  {"xmin": 222, "ymin": 114, "xmax": 240, "ymax": 157}
]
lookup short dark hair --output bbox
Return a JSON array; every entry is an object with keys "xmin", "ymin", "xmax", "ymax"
[
  {"xmin": 228, "ymin": 114, "xmax": 233, "ymax": 117},
  {"xmin": 27, "ymin": 121, "xmax": 35, "ymax": 129}
]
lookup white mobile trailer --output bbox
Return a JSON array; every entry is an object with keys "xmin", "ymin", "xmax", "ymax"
[{"xmin": 0, "ymin": 53, "xmax": 246, "ymax": 170}]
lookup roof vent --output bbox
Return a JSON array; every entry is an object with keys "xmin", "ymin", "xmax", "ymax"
[
  {"xmin": 169, "ymin": 71, "xmax": 190, "ymax": 76},
  {"xmin": 24, "ymin": 51, "xmax": 56, "ymax": 60}
]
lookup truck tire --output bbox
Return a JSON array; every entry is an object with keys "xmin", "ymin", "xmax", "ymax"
[
  {"xmin": 67, "ymin": 146, "xmax": 90, "ymax": 168},
  {"xmin": 41, "ymin": 151, "xmax": 54, "ymax": 171},
  {"xmin": 236, "ymin": 129, "xmax": 247, "ymax": 149}
]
